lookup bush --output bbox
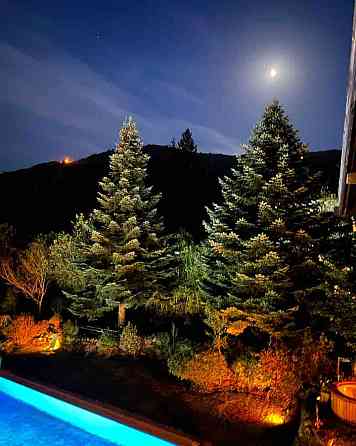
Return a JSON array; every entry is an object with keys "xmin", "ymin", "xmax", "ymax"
[
  {"xmin": 170, "ymin": 331, "xmax": 333, "ymax": 407},
  {"xmin": 178, "ymin": 349, "xmax": 237, "ymax": 391},
  {"xmin": 97, "ymin": 332, "xmax": 119, "ymax": 357},
  {"xmin": 62, "ymin": 320, "xmax": 79, "ymax": 350},
  {"xmin": 151, "ymin": 322, "xmax": 180, "ymax": 359},
  {"xmin": 151, "ymin": 331, "xmax": 171, "ymax": 358},
  {"xmin": 232, "ymin": 335, "xmax": 333, "ymax": 410},
  {"xmin": 119, "ymin": 322, "xmax": 143, "ymax": 357},
  {"xmin": 177, "ymin": 346, "xmax": 299, "ymax": 406},
  {"xmin": 47, "ymin": 313, "xmax": 62, "ymax": 350},
  {"xmin": 2, "ymin": 315, "xmax": 52, "ymax": 352},
  {"xmin": 49, "ymin": 314, "xmax": 62, "ymax": 331},
  {"xmin": 166, "ymin": 339, "xmax": 195, "ymax": 379},
  {"xmin": 229, "ymin": 347, "xmax": 302, "ymax": 412},
  {"xmin": 0, "ymin": 315, "xmax": 11, "ymax": 330},
  {"xmin": 0, "ymin": 288, "xmax": 17, "ymax": 314},
  {"xmin": 232, "ymin": 352, "xmax": 259, "ymax": 389},
  {"xmin": 296, "ymin": 331, "xmax": 334, "ymax": 385},
  {"xmin": 247, "ymin": 348, "xmax": 300, "ymax": 409}
]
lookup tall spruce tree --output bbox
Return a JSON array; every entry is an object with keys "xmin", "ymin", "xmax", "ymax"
[
  {"xmin": 203, "ymin": 101, "xmax": 353, "ymax": 333},
  {"xmin": 62, "ymin": 118, "xmax": 168, "ymax": 324}
]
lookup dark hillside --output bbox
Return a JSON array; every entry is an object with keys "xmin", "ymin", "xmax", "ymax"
[{"xmin": 0, "ymin": 147, "xmax": 341, "ymax": 241}]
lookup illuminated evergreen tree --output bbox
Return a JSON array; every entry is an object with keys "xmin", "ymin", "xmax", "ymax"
[
  {"xmin": 204, "ymin": 101, "xmax": 353, "ymax": 332},
  {"xmin": 60, "ymin": 119, "xmax": 168, "ymax": 323}
]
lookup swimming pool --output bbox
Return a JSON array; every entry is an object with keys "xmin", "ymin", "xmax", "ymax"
[{"xmin": 0, "ymin": 375, "xmax": 193, "ymax": 446}]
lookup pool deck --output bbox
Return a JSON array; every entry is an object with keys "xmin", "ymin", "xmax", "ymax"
[{"xmin": 0, "ymin": 370, "xmax": 200, "ymax": 446}]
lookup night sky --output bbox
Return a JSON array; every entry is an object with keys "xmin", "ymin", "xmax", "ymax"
[{"xmin": 0, "ymin": 1, "xmax": 354, "ymax": 171}]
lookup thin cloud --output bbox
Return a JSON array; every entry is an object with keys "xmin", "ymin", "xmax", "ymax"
[
  {"xmin": 0, "ymin": 31, "xmax": 240, "ymax": 169},
  {"xmin": 0, "ymin": 42, "xmax": 132, "ymax": 136},
  {"xmin": 155, "ymin": 80, "xmax": 204, "ymax": 106}
]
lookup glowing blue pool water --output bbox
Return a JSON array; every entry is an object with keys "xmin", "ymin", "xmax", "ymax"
[{"xmin": 0, "ymin": 377, "xmax": 175, "ymax": 446}]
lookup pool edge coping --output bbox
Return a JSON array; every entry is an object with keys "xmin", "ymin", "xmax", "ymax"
[{"xmin": 0, "ymin": 370, "xmax": 200, "ymax": 446}]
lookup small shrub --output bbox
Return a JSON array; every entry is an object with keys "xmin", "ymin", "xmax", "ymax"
[
  {"xmin": 0, "ymin": 315, "xmax": 11, "ymax": 330},
  {"xmin": 230, "ymin": 333, "xmax": 333, "ymax": 410},
  {"xmin": 204, "ymin": 308, "xmax": 229, "ymax": 352},
  {"xmin": 151, "ymin": 332, "xmax": 171, "ymax": 358},
  {"xmin": 97, "ymin": 332, "xmax": 119, "ymax": 357},
  {"xmin": 166, "ymin": 339, "xmax": 195, "ymax": 379},
  {"xmin": 119, "ymin": 322, "xmax": 143, "ymax": 357},
  {"xmin": 233, "ymin": 352, "xmax": 259, "ymax": 391},
  {"xmin": 0, "ymin": 288, "xmax": 17, "ymax": 314},
  {"xmin": 252, "ymin": 348, "xmax": 299, "ymax": 409},
  {"xmin": 151, "ymin": 323, "xmax": 179, "ymax": 359},
  {"xmin": 47, "ymin": 313, "xmax": 63, "ymax": 350},
  {"xmin": 3, "ymin": 315, "xmax": 50, "ymax": 351},
  {"xmin": 49, "ymin": 314, "xmax": 62, "ymax": 332},
  {"xmin": 231, "ymin": 348, "xmax": 299, "ymax": 407},
  {"xmin": 62, "ymin": 320, "xmax": 79, "ymax": 350},
  {"xmin": 178, "ymin": 349, "xmax": 237, "ymax": 391},
  {"xmin": 296, "ymin": 331, "xmax": 334, "ymax": 385}
]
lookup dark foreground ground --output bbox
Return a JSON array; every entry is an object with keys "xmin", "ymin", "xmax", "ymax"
[{"xmin": 3, "ymin": 353, "xmax": 298, "ymax": 446}]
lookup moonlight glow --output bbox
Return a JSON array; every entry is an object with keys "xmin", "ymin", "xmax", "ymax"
[{"xmin": 269, "ymin": 67, "xmax": 278, "ymax": 79}]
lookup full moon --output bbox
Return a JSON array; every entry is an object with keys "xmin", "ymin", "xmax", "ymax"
[{"xmin": 269, "ymin": 67, "xmax": 278, "ymax": 79}]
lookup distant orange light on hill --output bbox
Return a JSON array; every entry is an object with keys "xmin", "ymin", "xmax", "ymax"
[{"xmin": 62, "ymin": 156, "xmax": 73, "ymax": 165}]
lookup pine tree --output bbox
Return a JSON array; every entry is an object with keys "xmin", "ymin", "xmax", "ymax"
[
  {"xmin": 177, "ymin": 128, "xmax": 197, "ymax": 153},
  {"xmin": 170, "ymin": 137, "xmax": 177, "ymax": 149},
  {"xmin": 49, "ymin": 214, "xmax": 113, "ymax": 320},
  {"xmin": 203, "ymin": 101, "xmax": 353, "ymax": 335},
  {"xmin": 60, "ymin": 118, "xmax": 169, "ymax": 324}
]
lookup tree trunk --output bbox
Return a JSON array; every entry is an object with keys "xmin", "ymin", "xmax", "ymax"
[{"xmin": 118, "ymin": 303, "xmax": 126, "ymax": 327}]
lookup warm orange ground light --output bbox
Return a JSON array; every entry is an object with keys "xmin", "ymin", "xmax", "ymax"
[
  {"xmin": 52, "ymin": 338, "xmax": 61, "ymax": 351},
  {"xmin": 264, "ymin": 413, "xmax": 285, "ymax": 425}
]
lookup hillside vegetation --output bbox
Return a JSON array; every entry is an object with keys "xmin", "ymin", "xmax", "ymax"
[{"xmin": 0, "ymin": 146, "xmax": 340, "ymax": 240}]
